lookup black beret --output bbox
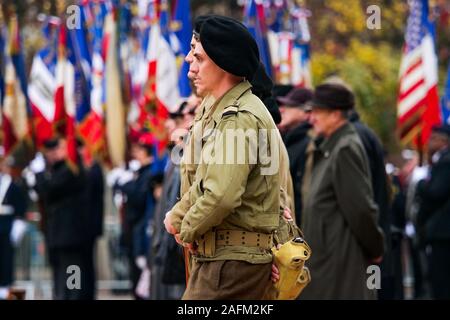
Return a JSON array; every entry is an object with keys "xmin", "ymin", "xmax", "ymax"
[
  {"xmin": 193, "ymin": 15, "xmax": 211, "ymax": 35},
  {"xmin": 432, "ymin": 124, "xmax": 450, "ymax": 137},
  {"xmin": 199, "ymin": 15, "xmax": 260, "ymax": 79},
  {"xmin": 309, "ymin": 83, "xmax": 355, "ymax": 111},
  {"xmin": 43, "ymin": 138, "xmax": 59, "ymax": 150}
]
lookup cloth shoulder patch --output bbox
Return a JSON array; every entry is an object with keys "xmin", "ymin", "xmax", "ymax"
[{"xmin": 222, "ymin": 105, "xmax": 239, "ymax": 118}]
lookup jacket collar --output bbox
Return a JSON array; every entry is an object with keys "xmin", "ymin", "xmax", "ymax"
[
  {"xmin": 194, "ymin": 94, "xmax": 216, "ymax": 121},
  {"xmin": 138, "ymin": 163, "xmax": 152, "ymax": 174},
  {"xmin": 319, "ymin": 122, "xmax": 354, "ymax": 157},
  {"xmin": 210, "ymin": 81, "xmax": 252, "ymax": 125}
]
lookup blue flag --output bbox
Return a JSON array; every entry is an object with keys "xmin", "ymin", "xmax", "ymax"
[
  {"xmin": 244, "ymin": 0, "xmax": 273, "ymax": 78},
  {"xmin": 173, "ymin": 0, "xmax": 193, "ymax": 97},
  {"xmin": 442, "ymin": 61, "xmax": 450, "ymax": 125},
  {"xmin": 0, "ymin": 26, "xmax": 6, "ymax": 104},
  {"xmin": 67, "ymin": 5, "xmax": 92, "ymax": 124}
]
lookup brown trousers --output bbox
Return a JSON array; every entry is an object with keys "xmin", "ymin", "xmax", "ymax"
[{"xmin": 182, "ymin": 260, "xmax": 272, "ymax": 300}]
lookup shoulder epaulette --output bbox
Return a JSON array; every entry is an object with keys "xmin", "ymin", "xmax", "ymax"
[{"xmin": 222, "ymin": 104, "xmax": 239, "ymax": 118}]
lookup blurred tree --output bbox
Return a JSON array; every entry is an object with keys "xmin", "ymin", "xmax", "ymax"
[{"xmin": 307, "ymin": 0, "xmax": 449, "ymax": 152}]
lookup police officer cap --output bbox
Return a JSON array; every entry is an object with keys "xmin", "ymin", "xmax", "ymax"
[
  {"xmin": 308, "ymin": 83, "xmax": 355, "ymax": 111},
  {"xmin": 198, "ymin": 15, "xmax": 260, "ymax": 80},
  {"xmin": 432, "ymin": 124, "xmax": 450, "ymax": 137}
]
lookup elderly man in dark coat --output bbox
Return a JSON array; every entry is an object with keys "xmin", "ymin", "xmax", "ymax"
[{"xmin": 300, "ymin": 84, "xmax": 384, "ymax": 299}]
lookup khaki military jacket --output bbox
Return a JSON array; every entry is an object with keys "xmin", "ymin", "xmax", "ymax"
[{"xmin": 176, "ymin": 81, "xmax": 281, "ymax": 264}]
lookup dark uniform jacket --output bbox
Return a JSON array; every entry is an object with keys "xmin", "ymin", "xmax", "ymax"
[
  {"xmin": 417, "ymin": 149, "xmax": 450, "ymax": 242},
  {"xmin": 283, "ymin": 122, "xmax": 311, "ymax": 223},
  {"xmin": 0, "ymin": 176, "xmax": 27, "ymax": 235},
  {"xmin": 0, "ymin": 176, "xmax": 28, "ymax": 286},
  {"xmin": 301, "ymin": 123, "xmax": 384, "ymax": 299},
  {"xmin": 35, "ymin": 161, "xmax": 88, "ymax": 249},
  {"xmin": 116, "ymin": 163, "xmax": 153, "ymax": 251},
  {"xmin": 86, "ymin": 162, "xmax": 104, "ymax": 241}
]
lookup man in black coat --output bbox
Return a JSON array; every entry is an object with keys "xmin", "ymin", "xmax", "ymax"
[
  {"xmin": 277, "ymin": 88, "xmax": 313, "ymax": 223},
  {"xmin": 417, "ymin": 124, "xmax": 450, "ymax": 299},
  {"xmin": 77, "ymin": 140, "xmax": 105, "ymax": 300},
  {"xmin": 35, "ymin": 138, "xmax": 90, "ymax": 300}
]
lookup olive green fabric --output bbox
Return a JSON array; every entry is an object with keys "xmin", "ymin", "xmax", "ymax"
[{"xmin": 172, "ymin": 81, "xmax": 281, "ymax": 264}]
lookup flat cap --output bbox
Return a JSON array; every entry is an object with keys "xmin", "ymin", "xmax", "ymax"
[
  {"xmin": 277, "ymin": 88, "xmax": 314, "ymax": 109},
  {"xmin": 309, "ymin": 83, "xmax": 355, "ymax": 111}
]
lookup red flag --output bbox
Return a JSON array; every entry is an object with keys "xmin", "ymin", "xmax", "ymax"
[{"xmin": 2, "ymin": 16, "xmax": 29, "ymax": 156}]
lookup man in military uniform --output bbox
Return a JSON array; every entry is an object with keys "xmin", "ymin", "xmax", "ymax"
[{"xmin": 164, "ymin": 15, "xmax": 281, "ymax": 299}]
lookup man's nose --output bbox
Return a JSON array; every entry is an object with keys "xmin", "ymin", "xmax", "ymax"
[{"xmin": 185, "ymin": 52, "xmax": 192, "ymax": 63}]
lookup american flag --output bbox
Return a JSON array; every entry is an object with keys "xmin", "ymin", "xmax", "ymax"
[{"xmin": 397, "ymin": 0, "xmax": 441, "ymax": 145}]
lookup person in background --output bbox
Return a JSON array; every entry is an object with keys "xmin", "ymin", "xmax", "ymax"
[
  {"xmin": 324, "ymin": 76, "xmax": 394, "ymax": 299},
  {"xmin": 277, "ymin": 88, "xmax": 313, "ymax": 223},
  {"xmin": 34, "ymin": 137, "xmax": 90, "ymax": 300},
  {"xmin": 386, "ymin": 162, "xmax": 406, "ymax": 300},
  {"xmin": 113, "ymin": 134, "xmax": 155, "ymax": 299},
  {"xmin": 151, "ymin": 100, "xmax": 197, "ymax": 299},
  {"xmin": 77, "ymin": 139, "xmax": 105, "ymax": 300},
  {"xmin": 417, "ymin": 124, "xmax": 450, "ymax": 299},
  {"xmin": 0, "ymin": 154, "xmax": 28, "ymax": 300},
  {"xmin": 300, "ymin": 83, "xmax": 384, "ymax": 299}
]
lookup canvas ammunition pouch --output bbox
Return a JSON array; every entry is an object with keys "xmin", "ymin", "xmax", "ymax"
[{"xmin": 196, "ymin": 229, "xmax": 273, "ymax": 257}]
